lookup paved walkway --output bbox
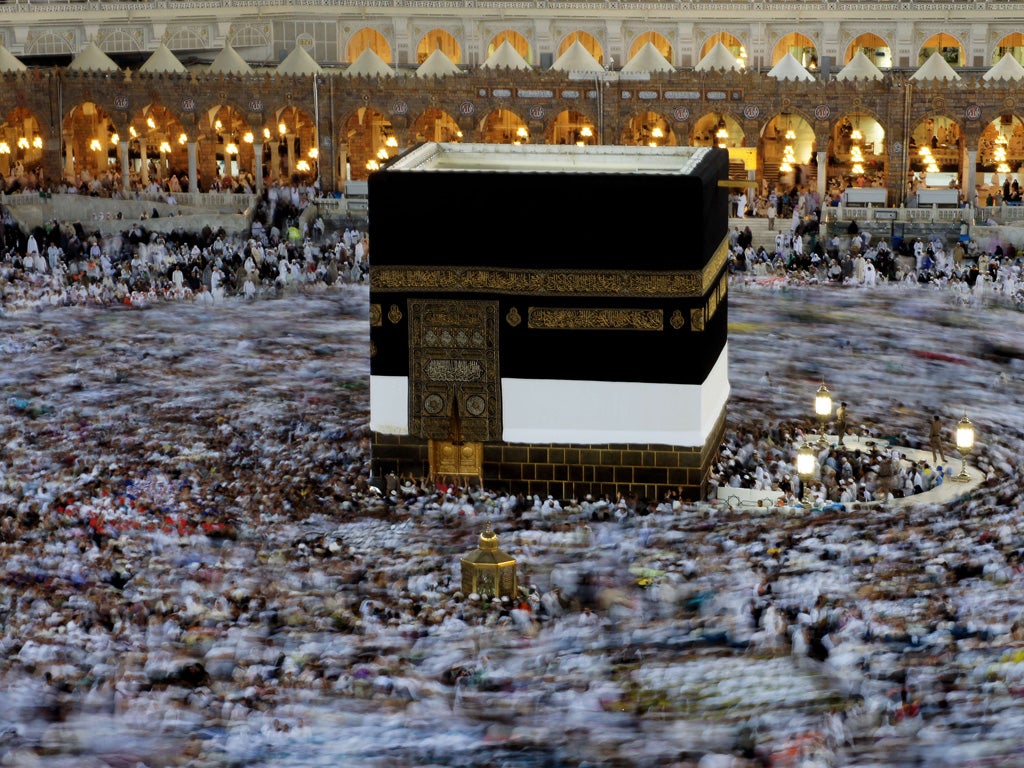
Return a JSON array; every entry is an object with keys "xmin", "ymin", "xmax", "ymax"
[{"xmin": 833, "ymin": 434, "xmax": 984, "ymax": 508}]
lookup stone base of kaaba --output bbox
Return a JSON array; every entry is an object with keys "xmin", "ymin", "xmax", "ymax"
[{"xmin": 372, "ymin": 410, "xmax": 724, "ymax": 504}]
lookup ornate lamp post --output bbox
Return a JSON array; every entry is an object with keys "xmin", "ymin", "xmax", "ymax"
[
  {"xmin": 952, "ymin": 412, "xmax": 975, "ymax": 483},
  {"xmin": 815, "ymin": 381, "xmax": 832, "ymax": 446},
  {"xmin": 796, "ymin": 441, "xmax": 817, "ymax": 507}
]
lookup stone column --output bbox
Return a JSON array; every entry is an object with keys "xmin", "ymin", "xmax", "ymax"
[
  {"xmin": 817, "ymin": 150, "xmax": 827, "ymax": 204},
  {"xmin": 120, "ymin": 140, "xmax": 131, "ymax": 196},
  {"xmin": 286, "ymin": 133, "xmax": 296, "ymax": 177},
  {"xmin": 269, "ymin": 141, "xmax": 280, "ymax": 184},
  {"xmin": 966, "ymin": 148, "xmax": 977, "ymax": 205},
  {"xmin": 140, "ymin": 140, "xmax": 149, "ymax": 185},
  {"xmin": 253, "ymin": 141, "xmax": 263, "ymax": 192},
  {"xmin": 187, "ymin": 141, "xmax": 198, "ymax": 193},
  {"xmin": 64, "ymin": 134, "xmax": 74, "ymax": 178}
]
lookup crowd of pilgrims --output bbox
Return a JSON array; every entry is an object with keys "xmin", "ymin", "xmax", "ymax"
[
  {"xmin": 728, "ymin": 197, "xmax": 1024, "ymax": 305},
  {"xmin": 0, "ymin": 182, "xmax": 368, "ymax": 313},
  {"xmin": 706, "ymin": 421, "xmax": 955, "ymax": 508},
  {"xmin": 2, "ymin": 202, "xmax": 1024, "ymax": 765}
]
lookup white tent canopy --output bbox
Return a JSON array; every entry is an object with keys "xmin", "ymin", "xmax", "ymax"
[
  {"xmin": 836, "ymin": 51, "xmax": 884, "ymax": 81},
  {"xmin": 694, "ymin": 41, "xmax": 743, "ymax": 73},
  {"xmin": 910, "ymin": 51, "xmax": 960, "ymax": 81},
  {"xmin": 209, "ymin": 43, "xmax": 253, "ymax": 75},
  {"xmin": 276, "ymin": 45, "xmax": 322, "ymax": 76},
  {"xmin": 139, "ymin": 43, "xmax": 187, "ymax": 74},
  {"xmin": 68, "ymin": 41, "xmax": 120, "ymax": 73},
  {"xmin": 481, "ymin": 40, "xmax": 531, "ymax": 70},
  {"xmin": 767, "ymin": 52, "xmax": 813, "ymax": 82},
  {"xmin": 344, "ymin": 47, "xmax": 394, "ymax": 77},
  {"xmin": 983, "ymin": 52, "xmax": 1024, "ymax": 82},
  {"xmin": 416, "ymin": 48, "xmax": 461, "ymax": 78},
  {"xmin": 550, "ymin": 40, "xmax": 603, "ymax": 73},
  {"xmin": 620, "ymin": 42, "xmax": 674, "ymax": 74},
  {"xmin": 0, "ymin": 43, "xmax": 26, "ymax": 73}
]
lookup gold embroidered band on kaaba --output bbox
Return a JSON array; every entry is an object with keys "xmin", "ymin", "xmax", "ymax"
[
  {"xmin": 528, "ymin": 308, "xmax": 663, "ymax": 331},
  {"xmin": 371, "ymin": 238, "xmax": 728, "ymax": 298}
]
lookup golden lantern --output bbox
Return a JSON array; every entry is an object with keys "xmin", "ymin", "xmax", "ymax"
[{"xmin": 460, "ymin": 523, "xmax": 518, "ymax": 599}]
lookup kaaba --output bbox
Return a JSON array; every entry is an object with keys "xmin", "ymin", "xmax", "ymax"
[{"xmin": 369, "ymin": 142, "xmax": 730, "ymax": 503}]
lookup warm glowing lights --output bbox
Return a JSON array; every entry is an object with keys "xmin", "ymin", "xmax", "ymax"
[
  {"xmin": 225, "ymin": 142, "xmax": 239, "ymax": 155},
  {"xmin": 110, "ymin": 133, "xmax": 119, "ymax": 145},
  {"xmin": 385, "ymin": 136, "xmax": 398, "ymax": 148},
  {"xmin": 146, "ymin": 117, "xmax": 156, "ymax": 129},
  {"xmin": 308, "ymin": 147, "xmax": 318, "ymax": 159},
  {"xmin": 16, "ymin": 137, "xmax": 28, "ymax": 150},
  {"xmin": 784, "ymin": 128, "xmax": 796, "ymax": 141},
  {"xmin": 651, "ymin": 126, "xmax": 665, "ymax": 139},
  {"xmin": 158, "ymin": 141, "xmax": 172, "ymax": 154},
  {"xmin": 918, "ymin": 145, "xmax": 940, "ymax": 174},
  {"xmin": 32, "ymin": 136, "xmax": 42, "ymax": 149},
  {"xmin": 516, "ymin": 126, "xmax": 529, "ymax": 138},
  {"xmin": 214, "ymin": 120, "xmax": 223, "ymax": 131},
  {"xmin": 580, "ymin": 125, "xmax": 593, "ymax": 138},
  {"xmin": 850, "ymin": 128, "xmax": 863, "ymax": 141},
  {"xmin": 295, "ymin": 159, "xmax": 311, "ymax": 172},
  {"xmin": 178, "ymin": 133, "xmax": 188, "ymax": 145},
  {"xmin": 994, "ymin": 134, "xmax": 1010, "ymax": 173},
  {"xmin": 376, "ymin": 148, "xmax": 389, "ymax": 160},
  {"xmin": 89, "ymin": 138, "xmax": 102, "ymax": 151},
  {"xmin": 243, "ymin": 131, "xmax": 254, "ymax": 144},
  {"xmin": 263, "ymin": 127, "xmax": 271, "ymax": 139},
  {"xmin": 129, "ymin": 126, "xmax": 137, "ymax": 139},
  {"xmin": 278, "ymin": 122, "xmax": 288, "ymax": 135},
  {"xmin": 715, "ymin": 119, "xmax": 729, "ymax": 148},
  {"xmin": 0, "ymin": 142, "xmax": 9, "ymax": 154},
  {"xmin": 365, "ymin": 158, "xmax": 380, "ymax": 171}
]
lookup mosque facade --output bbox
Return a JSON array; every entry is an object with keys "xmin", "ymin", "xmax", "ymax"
[{"xmin": 1, "ymin": 2, "xmax": 1024, "ymax": 206}]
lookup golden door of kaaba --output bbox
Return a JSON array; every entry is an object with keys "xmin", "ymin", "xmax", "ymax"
[{"xmin": 408, "ymin": 299, "xmax": 501, "ymax": 482}]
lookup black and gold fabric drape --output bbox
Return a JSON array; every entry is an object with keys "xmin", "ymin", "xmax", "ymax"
[{"xmin": 408, "ymin": 299, "xmax": 502, "ymax": 442}]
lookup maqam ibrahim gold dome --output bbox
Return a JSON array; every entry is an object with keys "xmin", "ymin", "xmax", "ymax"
[{"xmin": 460, "ymin": 523, "xmax": 518, "ymax": 599}]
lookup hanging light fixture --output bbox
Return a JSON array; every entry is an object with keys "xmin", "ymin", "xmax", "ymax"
[
  {"xmin": 158, "ymin": 141, "xmax": 172, "ymax": 154},
  {"xmin": 0, "ymin": 142, "xmax": 9, "ymax": 154},
  {"xmin": 146, "ymin": 116, "xmax": 156, "ymax": 130},
  {"xmin": 715, "ymin": 116, "xmax": 729, "ymax": 148},
  {"xmin": 110, "ymin": 133, "xmax": 119, "ymax": 145},
  {"xmin": 225, "ymin": 142, "xmax": 239, "ymax": 155},
  {"xmin": 308, "ymin": 147, "xmax": 319, "ymax": 159},
  {"xmin": 243, "ymin": 131, "xmax": 254, "ymax": 144},
  {"xmin": 178, "ymin": 133, "xmax": 188, "ymax": 145},
  {"xmin": 365, "ymin": 158, "xmax": 380, "ymax": 171},
  {"xmin": 17, "ymin": 137, "xmax": 29, "ymax": 150},
  {"xmin": 295, "ymin": 159, "xmax": 311, "ymax": 172},
  {"xmin": 32, "ymin": 135, "xmax": 42, "ymax": 150},
  {"xmin": 89, "ymin": 138, "xmax": 102, "ymax": 151},
  {"xmin": 995, "ymin": 133, "xmax": 1010, "ymax": 174}
]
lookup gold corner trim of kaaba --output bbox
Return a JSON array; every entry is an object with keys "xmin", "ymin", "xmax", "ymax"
[
  {"xmin": 372, "ymin": 243, "xmax": 728, "ymax": 299},
  {"xmin": 528, "ymin": 307, "xmax": 663, "ymax": 331}
]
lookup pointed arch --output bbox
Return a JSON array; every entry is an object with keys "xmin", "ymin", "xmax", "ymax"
[
  {"xmin": 919, "ymin": 33, "xmax": 964, "ymax": 67},
  {"xmin": 555, "ymin": 31, "xmax": 604, "ymax": 67},
  {"xmin": 410, "ymin": 108, "xmax": 463, "ymax": 144},
  {"xmin": 545, "ymin": 109, "xmax": 598, "ymax": 146},
  {"xmin": 346, "ymin": 28, "xmax": 392, "ymax": 65},
  {"xmin": 416, "ymin": 29, "xmax": 461, "ymax": 66},
  {"xmin": 772, "ymin": 32, "xmax": 817, "ymax": 70},
  {"xmin": 487, "ymin": 30, "xmax": 531, "ymax": 63},
  {"xmin": 628, "ymin": 32, "xmax": 672, "ymax": 65},
  {"xmin": 700, "ymin": 32, "xmax": 746, "ymax": 69},
  {"xmin": 844, "ymin": 33, "xmax": 892, "ymax": 68},
  {"xmin": 478, "ymin": 108, "xmax": 530, "ymax": 144}
]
